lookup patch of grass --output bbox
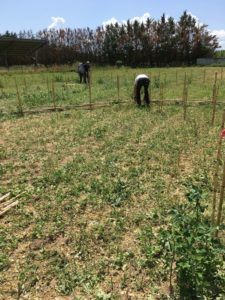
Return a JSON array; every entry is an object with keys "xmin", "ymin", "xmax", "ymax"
[{"xmin": 0, "ymin": 67, "xmax": 224, "ymax": 299}]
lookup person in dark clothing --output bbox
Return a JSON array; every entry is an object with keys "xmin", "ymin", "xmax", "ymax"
[
  {"xmin": 78, "ymin": 62, "xmax": 86, "ymax": 83},
  {"xmin": 83, "ymin": 61, "xmax": 90, "ymax": 83},
  {"xmin": 133, "ymin": 74, "xmax": 150, "ymax": 106}
]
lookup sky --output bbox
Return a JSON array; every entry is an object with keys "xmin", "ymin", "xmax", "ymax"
[{"xmin": 1, "ymin": 0, "xmax": 225, "ymax": 49}]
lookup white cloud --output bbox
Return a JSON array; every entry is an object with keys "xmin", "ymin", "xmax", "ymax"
[
  {"xmin": 102, "ymin": 17, "xmax": 119, "ymax": 27},
  {"xmin": 48, "ymin": 17, "xmax": 66, "ymax": 29},
  {"xmin": 129, "ymin": 12, "xmax": 151, "ymax": 24},
  {"xmin": 102, "ymin": 12, "xmax": 151, "ymax": 27},
  {"xmin": 187, "ymin": 11, "xmax": 203, "ymax": 27},
  {"xmin": 211, "ymin": 29, "xmax": 225, "ymax": 49},
  {"xmin": 187, "ymin": 12, "xmax": 225, "ymax": 49}
]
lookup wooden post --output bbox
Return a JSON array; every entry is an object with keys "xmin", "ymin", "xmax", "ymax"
[
  {"xmin": 51, "ymin": 81, "xmax": 56, "ymax": 111},
  {"xmin": 15, "ymin": 78, "xmax": 23, "ymax": 115},
  {"xmin": 182, "ymin": 73, "xmax": 188, "ymax": 121},
  {"xmin": 117, "ymin": 74, "xmax": 120, "ymax": 102},
  {"xmin": 211, "ymin": 72, "xmax": 218, "ymax": 126},
  {"xmin": 215, "ymin": 155, "xmax": 225, "ymax": 237},
  {"xmin": 212, "ymin": 110, "xmax": 225, "ymax": 225},
  {"xmin": 88, "ymin": 70, "xmax": 92, "ymax": 109},
  {"xmin": 46, "ymin": 76, "xmax": 50, "ymax": 97},
  {"xmin": 159, "ymin": 82, "xmax": 164, "ymax": 112}
]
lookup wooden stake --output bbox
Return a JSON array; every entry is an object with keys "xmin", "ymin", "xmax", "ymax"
[
  {"xmin": 88, "ymin": 70, "xmax": 92, "ymax": 109},
  {"xmin": 212, "ymin": 110, "xmax": 225, "ymax": 225},
  {"xmin": 0, "ymin": 198, "xmax": 18, "ymax": 209},
  {"xmin": 182, "ymin": 73, "xmax": 188, "ymax": 121},
  {"xmin": 211, "ymin": 72, "xmax": 218, "ymax": 126},
  {"xmin": 117, "ymin": 75, "xmax": 120, "ymax": 102},
  {"xmin": 215, "ymin": 156, "xmax": 225, "ymax": 236},
  {"xmin": 46, "ymin": 76, "xmax": 50, "ymax": 96},
  {"xmin": 51, "ymin": 81, "xmax": 56, "ymax": 111},
  {"xmin": 159, "ymin": 82, "xmax": 164, "ymax": 112},
  {"xmin": 15, "ymin": 78, "xmax": 23, "ymax": 115},
  {"xmin": 0, "ymin": 192, "xmax": 11, "ymax": 203},
  {"xmin": 0, "ymin": 201, "xmax": 19, "ymax": 217}
]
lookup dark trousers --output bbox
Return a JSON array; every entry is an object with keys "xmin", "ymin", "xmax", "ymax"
[
  {"xmin": 134, "ymin": 78, "xmax": 150, "ymax": 106},
  {"xmin": 79, "ymin": 72, "xmax": 87, "ymax": 83}
]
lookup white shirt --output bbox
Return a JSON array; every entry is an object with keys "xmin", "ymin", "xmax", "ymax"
[{"xmin": 134, "ymin": 74, "xmax": 149, "ymax": 84}]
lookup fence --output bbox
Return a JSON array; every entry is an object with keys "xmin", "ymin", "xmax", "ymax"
[{"xmin": 0, "ymin": 66, "xmax": 225, "ymax": 117}]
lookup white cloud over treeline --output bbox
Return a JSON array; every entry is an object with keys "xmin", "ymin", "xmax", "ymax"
[
  {"xmin": 102, "ymin": 11, "xmax": 225, "ymax": 49},
  {"xmin": 48, "ymin": 17, "xmax": 66, "ymax": 29},
  {"xmin": 102, "ymin": 12, "xmax": 151, "ymax": 27},
  {"xmin": 211, "ymin": 30, "xmax": 225, "ymax": 49}
]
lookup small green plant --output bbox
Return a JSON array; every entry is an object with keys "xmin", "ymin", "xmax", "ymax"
[{"xmin": 159, "ymin": 180, "xmax": 225, "ymax": 299}]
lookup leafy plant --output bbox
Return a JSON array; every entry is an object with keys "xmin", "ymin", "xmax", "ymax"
[{"xmin": 159, "ymin": 181, "xmax": 225, "ymax": 299}]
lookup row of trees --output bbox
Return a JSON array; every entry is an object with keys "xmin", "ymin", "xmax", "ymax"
[{"xmin": 0, "ymin": 11, "xmax": 219, "ymax": 67}]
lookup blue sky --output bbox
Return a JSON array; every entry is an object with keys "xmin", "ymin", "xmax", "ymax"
[{"xmin": 1, "ymin": 0, "xmax": 225, "ymax": 48}]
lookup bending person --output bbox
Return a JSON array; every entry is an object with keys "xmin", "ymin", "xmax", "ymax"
[{"xmin": 134, "ymin": 74, "xmax": 150, "ymax": 106}]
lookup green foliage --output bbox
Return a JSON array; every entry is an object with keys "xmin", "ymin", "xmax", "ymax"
[
  {"xmin": 159, "ymin": 179, "xmax": 225, "ymax": 299},
  {"xmin": 1, "ymin": 84, "xmax": 225, "ymax": 299},
  {"xmin": 214, "ymin": 50, "xmax": 225, "ymax": 58}
]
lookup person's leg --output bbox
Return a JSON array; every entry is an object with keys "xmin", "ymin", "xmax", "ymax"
[
  {"xmin": 144, "ymin": 79, "xmax": 150, "ymax": 105},
  {"xmin": 79, "ymin": 73, "xmax": 82, "ymax": 83},
  {"xmin": 134, "ymin": 81, "xmax": 142, "ymax": 106},
  {"xmin": 83, "ymin": 72, "xmax": 87, "ymax": 84}
]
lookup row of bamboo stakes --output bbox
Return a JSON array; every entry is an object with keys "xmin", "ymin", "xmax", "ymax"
[
  {"xmin": 1, "ymin": 70, "xmax": 225, "ymax": 234},
  {"xmin": 9, "ymin": 69, "xmax": 223, "ymax": 116}
]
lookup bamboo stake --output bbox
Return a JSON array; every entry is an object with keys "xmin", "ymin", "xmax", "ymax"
[
  {"xmin": 0, "ymin": 198, "xmax": 17, "ymax": 209},
  {"xmin": 46, "ymin": 76, "xmax": 50, "ymax": 96},
  {"xmin": 51, "ymin": 81, "xmax": 56, "ymax": 111},
  {"xmin": 212, "ymin": 110, "xmax": 225, "ymax": 225},
  {"xmin": 182, "ymin": 73, "xmax": 188, "ymax": 121},
  {"xmin": 88, "ymin": 70, "xmax": 92, "ymax": 109},
  {"xmin": 0, "ymin": 201, "xmax": 19, "ymax": 217},
  {"xmin": 215, "ymin": 156, "xmax": 225, "ymax": 236},
  {"xmin": 159, "ymin": 82, "xmax": 164, "ymax": 112},
  {"xmin": 0, "ymin": 191, "xmax": 25, "ymax": 216},
  {"xmin": 0, "ymin": 192, "xmax": 11, "ymax": 203},
  {"xmin": 117, "ymin": 75, "xmax": 120, "ymax": 102},
  {"xmin": 211, "ymin": 72, "xmax": 218, "ymax": 126},
  {"xmin": 15, "ymin": 78, "xmax": 23, "ymax": 115}
]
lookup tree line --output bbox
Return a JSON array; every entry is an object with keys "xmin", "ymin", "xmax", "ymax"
[{"xmin": 0, "ymin": 11, "xmax": 219, "ymax": 67}]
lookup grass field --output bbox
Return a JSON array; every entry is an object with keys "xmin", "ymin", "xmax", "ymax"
[
  {"xmin": 0, "ymin": 66, "xmax": 225, "ymax": 299},
  {"xmin": 0, "ymin": 65, "xmax": 225, "ymax": 115}
]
